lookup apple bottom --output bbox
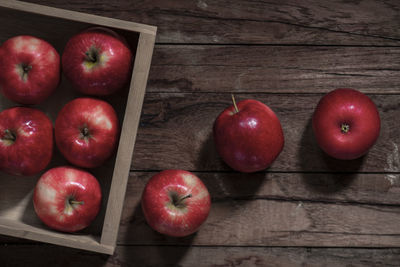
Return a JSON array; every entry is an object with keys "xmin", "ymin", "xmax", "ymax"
[
  {"xmin": 33, "ymin": 166, "xmax": 102, "ymax": 233},
  {"xmin": 141, "ymin": 170, "xmax": 211, "ymax": 237}
]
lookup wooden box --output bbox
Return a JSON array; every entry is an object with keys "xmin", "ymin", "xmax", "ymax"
[{"xmin": 0, "ymin": 0, "xmax": 156, "ymax": 254}]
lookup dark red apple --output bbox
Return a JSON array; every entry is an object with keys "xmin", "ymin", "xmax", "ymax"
[
  {"xmin": 141, "ymin": 170, "xmax": 211, "ymax": 237},
  {"xmin": 62, "ymin": 27, "xmax": 133, "ymax": 96},
  {"xmin": 55, "ymin": 97, "xmax": 119, "ymax": 168},
  {"xmin": 33, "ymin": 166, "xmax": 102, "ymax": 232},
  {"xmin": 213, "ymin": 96, "xmax": 284, "ymax": 173},
  {"xmin": 0, "ymin": 107, "xmax": 53, "ymax": 176},
  {"xmin": 0, "ymin": 35, "xmax": 60, "ymax": 104},
  {"xmin": 312, "ymin": 88, "xmax": 381, "ymax": 160}
]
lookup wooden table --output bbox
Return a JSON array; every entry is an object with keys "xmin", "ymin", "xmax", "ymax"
[{"xmin": 2, "ymin": 0, "xmax": 400, "ymax": 266}]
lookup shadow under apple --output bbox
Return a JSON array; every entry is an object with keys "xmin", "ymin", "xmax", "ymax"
[
  {"xmin": 299, "ymin": 117, "xmax": 364, "ymax": 194},
  {"xmin": 121, "ymin": 201, "xmax": 195, "ymax": 266}
]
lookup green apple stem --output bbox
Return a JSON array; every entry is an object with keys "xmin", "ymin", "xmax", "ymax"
[
  {"xmin": 69, "ymin": 200, "xmax": 84, "ymax": 205},
  {"xmin": 3, "ymin": 129, "xmax": 16, "ymax": 142},
  {"xmin": 341, "ymin": 123, "xmax": 350, "ymax": 133},
  {"xmin": 231, "ymin": 94, "xmax": 239, "ymax": 113}
]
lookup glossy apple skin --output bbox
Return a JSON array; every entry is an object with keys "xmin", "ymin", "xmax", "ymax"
[
  {"xmin": 55, "ymin": 98, "xmax": 119, "ymax": 168},
  {"xmin": 213, "ymin": 99, "xmax": 284, "ymax": 173},
  {"xmin": 312, "ymin": 88, "xmax": 381, "ymax": 160},
  {"xmin": 33, "ymin": 166, "xmax": 102, "ymax": 232},
  {"xmin": 0, "ymin": 35, "xmax": 60, "ymax": 104},
  {"xmin": 0, "ymin": 107, "xmax": 53, "ymax": 176},
  {"xmin": 62, "ymin": 27, "xmax": 133, "ymax": 96},
  {"xmin": 141, "ymin": 170, "xmax": 211, "ymax": 237}
]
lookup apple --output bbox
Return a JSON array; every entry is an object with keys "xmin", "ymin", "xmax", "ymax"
[
  {"xmin": 62, "ymin": 27, "xmax": 133, "ymax": 96},
  {"xmin": 55, "ymin": 97, "xmax": 119, "ymax": 168},
  {"xmin": 0, "ymin": 35, "xmax": 60, "ymax": 104},
  {"xmin": 312, "ymin": 88, "xmax": 381, "ymax": 160},
  {"xmin": 141, "ymin": 170, "xmax": 211, "ymax": 237},
  {"xmin": 33, "ymin": 166, "xmax": 102, "ymax": 232},
  {"xmin": 0, "ymin": 107, "xmax": 53, "ymax": 176},
  {"xmin": 213, "ymin": 96, "xmax": 284, "ymax": 173}
]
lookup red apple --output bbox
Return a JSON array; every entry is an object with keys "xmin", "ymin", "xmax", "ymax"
[
  {"xmin": 213, "ymin": 96, "xmax": 284, "ymax": 173},
  {"xmin": 33, "ymin": 166, "xmax": 102, "ymax": 232},
  {"xmin": 312, "ymin": 88, "xmax": 381, "ymax": 160},
  {"xmin": 0, "ymin": 107, "xmax": 53, "ymax": 176},
  {"xmin": 62, "ymin": 27, "xmax": 133, "ymax": 96},
  {"xmin": 55, "ymin": 97, "xmax": 119, "ymax": 168},
  {"xmin": 141, "ymin": 170, "xmax": 211, "ymax": 237},
  {"xmin": 0, "ymin": 35, "xmax": 60, "ymax": 104}
]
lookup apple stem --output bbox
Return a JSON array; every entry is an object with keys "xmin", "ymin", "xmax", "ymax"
[
  {"xmin": 2, "ymin": 129, "xmax": 16, "ymax": 142},
  {"xmin": 85, "ymin": 51, "xmax": 97, "ymax": 63},
  {"xmin": 82, "ymin": 127, "xmax": 90, "ymax": 137},
  {"xmin": 341, "ymin": 123, "xmax": 350, "ymax": 133},
  {"xmin": 69, "ymin": 200, "xmax": 84, "ymax": 205},
  {"xmin": 231, "ymin": 94, "xmax": 239, "ymax": 113},
  {"xmin": 172, "ymin": 194, "xmax": 192, "ymax": 207},
  {"xmin": 22, "ymin": 64, "xmax": 32, "ymax": 73}
]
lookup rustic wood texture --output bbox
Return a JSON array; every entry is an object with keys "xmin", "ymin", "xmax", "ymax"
[
  {"xmin": 1, "ymin": 245, "xmax": 400, "ymax": 267},
  {"xmin": 23, "ymin": 0, "xmax": 400, "ymax": 45},
  {"xmin": 133, "ymin": 93, "xmax": 400, "ymax": 172},
  {"xmin": 2, "ymin": 0, "xmax": 400, "ymax": 265},
  {"xmin": 115, "ymin": 172, "xmax": 400, "ymax": 247},
  {"xmin": 147, "ymin": 46, "xmax": 400, "ymax": 93}
]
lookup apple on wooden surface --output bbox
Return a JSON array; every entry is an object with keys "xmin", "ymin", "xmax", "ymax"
[
  {"xmin": 312, "ymin": 88, "xmax": 381, "ymax": 160},
  {"xmin": 0, "ymin": 107, "xmax": 53, "ymax": 176},
  {"xmin": 55, "ymin": 97, "xmax": 119, "ymax": 169},
  {"xmin": 213, "ymin": 95, "xmax": 284, "ymax": 173},
  {"xmin": 62, "ymin": 27, "xmax": 133, "ymax": 96},
  {"xmin": 0, "ymin": 35, "xmax": 60, "ymax": 104},
  {"xmin": 33, "ymin": 166, "xmax": 102, "ymax": 232},
  {"xmin": 141, "ymin": 170, "xmax": 211, "ymax": 237}
]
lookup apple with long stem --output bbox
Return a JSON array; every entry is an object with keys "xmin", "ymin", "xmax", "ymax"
[
  {"xmin": 312, "ymin": 88, "xmax": 381, "ymax": 160},
  {"xmin": 0, "ymin": 107, "xmax": 53, "ymax": 176},
  {"xmin": 0, "ymin": 35, "xmax": 60, "ymax": 104},
  {"xmin": 33, "ymin": 166, "xmax": 102, "ymax": 232},
  {"xmin": 213, "ymin": 95, "xmax": 284, "ymax": 173},
  {"xmin": 141, "ymin": 170, "xmax": 211, "ymax": 237},
  {"xmin": 62, "ymin": 27, "xmax": 133, "ymax": 96}
]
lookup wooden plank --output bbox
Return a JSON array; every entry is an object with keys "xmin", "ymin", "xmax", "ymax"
[
  {"xmin": 119, "ymin": 198, "xmax": 400, "ymax": 247},
  {"xmin": 0, "ymin": 218, "xmax": 113, "ymax": 254},
  {"xmin": 1, "ymin": 0, "xmax": 156, "ymax": 35},
  {"xmin": 109, "ymin": 172, "xmax": 400, "ymax": 247},
  {"xmin": 148, "ymin": 45, "xmax": 400, "ymax": 93},
  {"xmin": 132, "ymin": 93, "xmax": 400, "ymax": 172},
  {"xmin": 100, "ymin": 32, "xmax": 156, "ymax": 248},
  {"xmin": 24, "ymin": 0, "xmax": 400, "ymax": 45},
  {"xmin": 128, "ymin": 171, "xmax": 400, "ymax": 206},
  {"xmin": 0, "ymin": 245, "xmax": 399, "ymax": 267}
]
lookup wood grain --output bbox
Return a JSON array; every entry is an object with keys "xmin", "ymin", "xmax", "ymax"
[
  {"xmin": 132, "ymin": 93, "xmax": 400, "ymax": 172},
  {"xmin": 23, "ymin": 0, "xmax": 400, "ymax": 45},
  {"xmin": 107, "ymin": 172, "xmax": 400, "ymax": 247},
  {"xmin": 148, "ymin": 45, "xmax": 400, "ymax": 93},
  {"xmin": 0, "ymin": 244, "xmax": 399, "ymax": 267}
]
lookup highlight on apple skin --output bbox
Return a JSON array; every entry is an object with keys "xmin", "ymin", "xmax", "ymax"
[
  {"xmin": 33, "ymin": 166, "xmax": 102, "ymax": 233},
  {"xmin": 213, "ymin": 96, "xmax": 284, "ymax": 173},
  {"xmin": 0, "ymin": 35, "xmax": 60, "ymax": 104},
  {"xmin": 141, "ymin": 169, "xmax": 211, "ymax": 237},
  {"xmin": 62, "ymin": 27, "xmax": 133, "ymax": 96},
  {"xmin": 312, "ymin": 88, "xmax": 381, "ymax": 160}
]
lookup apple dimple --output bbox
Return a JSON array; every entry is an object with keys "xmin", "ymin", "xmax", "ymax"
[{"xmin": 1, "ymin": 129, "xmax": 17, "ymax": 146}]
